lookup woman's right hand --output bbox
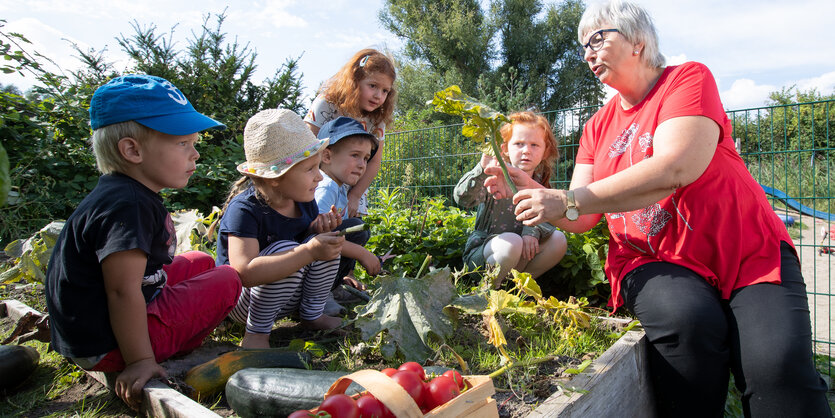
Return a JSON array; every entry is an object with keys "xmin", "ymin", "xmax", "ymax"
[
  {"xmin": 306, "ymin": 232, "xmax": 344, "ymax": 261},
  {"xmin": 513, "ymin": 189, "xmax": 567, "ymax": 226},
  {"xmin": 483, "ymin": 165, "xmax": 544, "ymax": 200}
]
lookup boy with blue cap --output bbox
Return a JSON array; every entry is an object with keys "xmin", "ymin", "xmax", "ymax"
[
  {"xmin": 315, "ymin": 117, "xmax": 380, "ymax": 314},
  {"xmin": 45, "ymin": 75, "xmax": 242, "ymax": 409}
]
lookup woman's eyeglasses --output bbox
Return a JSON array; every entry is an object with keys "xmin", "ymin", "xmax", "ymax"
[{"xmin": 578, "ymin": 28, "xmax": 619, "ymax": 58}]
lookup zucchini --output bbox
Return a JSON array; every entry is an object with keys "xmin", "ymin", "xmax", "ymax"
[
  {"xmin": 225, "ymin": 366, "xmax": 452, "ymax": 417},
  {"xmin": 0, "ymin": 344, "xmax": 39, "ymax": 391},
  {"xmin": 226, "ymin": 368, "xmax": 360, "ymax": 417},
  {"xmin": 183, "ymin": 349, "xmax": 310, "ymax": 400}
]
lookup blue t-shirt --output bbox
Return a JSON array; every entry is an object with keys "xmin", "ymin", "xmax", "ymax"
[
  {"xmin": 216, "ymin": 186, "xmax": 318, "ymax": 265},
  {"xmin": 314, "ymin": 170, "xmax": 351, "ymax": 219}
]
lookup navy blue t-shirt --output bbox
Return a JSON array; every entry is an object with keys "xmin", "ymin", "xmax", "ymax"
[
  {"xmin": 44, "ymin": 173, "xmax": 174, "ymax": 358},
  {"xmin": 215, "ymin": 186, "xmax": 318, "ymax": 266}
]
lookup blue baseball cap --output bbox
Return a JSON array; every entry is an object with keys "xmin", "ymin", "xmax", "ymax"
[
  {"xmin": 317, "ymin": 116, "xmax": 378, "ymax": 156},
  {"xmin": 89, "ymin": 74, "xmax": 225, "ymax": 135}
]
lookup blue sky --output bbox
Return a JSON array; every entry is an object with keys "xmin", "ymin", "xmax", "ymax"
[{"xmin": 1, "ymin": 0, "xmax": 833, "ymax": 110}]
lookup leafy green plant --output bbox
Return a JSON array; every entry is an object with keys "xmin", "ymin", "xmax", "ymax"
[
  {"xmin": 354, "ymin": 266, "xmax": 457, "ymax": 361},
  {"xmin": 359, "ymin": 188, "xmax": 475, "ymax": 277},
  {"xmin": 1, "ymin": 221, "xmax": 64, "ymax": 284},
  {"xmin": 429, "ymin": 85, "xmax": 517, "ymax": 193},
  {"xmin": 446, "ymin": 270, "xmax": 592, "ymax": 365},
  {"xmin": 545, "ymin": 220, "xmax": 610, "ymax": 305}
]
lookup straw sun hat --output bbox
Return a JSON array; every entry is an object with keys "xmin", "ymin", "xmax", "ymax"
[{"xmin": 237, "ymin": 109, "xmax": 328, "ymax": 179}]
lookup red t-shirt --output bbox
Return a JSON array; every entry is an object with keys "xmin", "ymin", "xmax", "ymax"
[{"xmin": 577, "ymin": 62, "xmax": 792, "ymax": 311}]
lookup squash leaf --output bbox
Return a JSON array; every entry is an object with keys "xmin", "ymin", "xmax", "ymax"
[
  {"xmin": 1, "ymin": 221, "xmax": 65, "ymax": 284},
  {"xmin": 354, "ymin": 268, "xmax": 456, "ymax": 362}
]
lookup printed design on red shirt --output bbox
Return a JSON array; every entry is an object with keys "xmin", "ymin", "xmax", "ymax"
[
  {"xmin": 609, "ymin": 212, "xmax": 647, "ymax": 254},
  {"xmin": 638, "ymin": 132, "xmax": 652, "ymax": 153},
  {"xmin": 608, "ymin": 123, "xmax": 638, "ymax": 159},
  {"xmin": 630, "ymin": 203, "xmax": 672, "ymax": 253}
]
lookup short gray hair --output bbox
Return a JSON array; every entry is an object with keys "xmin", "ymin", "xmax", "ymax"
[
  {"xmin": 578, "ymin": 0, "xmax": 665, "ymax": 69},
  {"xmin": 91, "ymin": 121, "xmax": 153, "ymax": 174}
]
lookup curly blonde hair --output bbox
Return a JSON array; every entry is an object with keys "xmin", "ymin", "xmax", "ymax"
[
  {"xmin": 499, "ymin": 111, "xmax": 559, "ymax": 187},
  {"xmin": 321, "ymin": 48, "xmax": 397, "ymax": 128}
]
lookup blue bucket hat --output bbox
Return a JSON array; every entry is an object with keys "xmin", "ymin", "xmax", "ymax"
[
  {"xmin": 89, "ymin": 74, "xmax": 225, "ymax": 135},
  {"xmin": 317, "ymin": 116, "xmax": 378, "ymax": 157}
]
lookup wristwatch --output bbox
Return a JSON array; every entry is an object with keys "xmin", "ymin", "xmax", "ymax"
[{"xmin": 565, "ymin": 190, "xmax": 579, "ymax": 221}]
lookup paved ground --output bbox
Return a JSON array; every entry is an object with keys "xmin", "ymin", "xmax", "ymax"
[{"xmin": 792, "ymin": 215, "xmax": 834, "ymax": 356}]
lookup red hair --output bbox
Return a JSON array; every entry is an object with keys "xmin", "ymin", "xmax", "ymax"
[
  {"xmin": 321, "ymin": 48, "xmax": 397, "ymax": 128},
  {"xmin": 499, "ymin": 111, "xmax": 559, "ymax": 187}
]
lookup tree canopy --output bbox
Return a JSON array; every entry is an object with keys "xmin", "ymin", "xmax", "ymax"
[{"xmin": 380, "ymin": 0, "xmax": 603, "ymax": 117}]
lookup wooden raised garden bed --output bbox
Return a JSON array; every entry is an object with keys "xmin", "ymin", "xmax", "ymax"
[{"xmin": 1, "ymin": 298, "xmax": 654, "ymax": 417}]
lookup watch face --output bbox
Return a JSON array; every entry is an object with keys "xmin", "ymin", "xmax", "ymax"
[{"xmin": 566, "ymin": 207, "xmax": 579, "ymax": 221}]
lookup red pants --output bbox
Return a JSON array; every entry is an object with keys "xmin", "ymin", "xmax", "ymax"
[{"xmin": 92, "ymin": 251, "xmax": 241, "ymax": 372}]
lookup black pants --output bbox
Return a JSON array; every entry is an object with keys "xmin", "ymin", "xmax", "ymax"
[
  {"xmin": 621, "ymin": 242, "xmax": 831, "ymax": 417},
  {"xmin": 332, "ymin": 217, "xmax": 370, "ymax": 290}
]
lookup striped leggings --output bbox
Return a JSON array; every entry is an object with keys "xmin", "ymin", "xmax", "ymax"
[{"xmin": 228, "ymin": 239, "xmax": 339, "ymax": 334}]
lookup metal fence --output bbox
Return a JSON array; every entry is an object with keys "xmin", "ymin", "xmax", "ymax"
[{"xmin": 378, "ymin": 100, "xmax": 835, "ymax": 369}]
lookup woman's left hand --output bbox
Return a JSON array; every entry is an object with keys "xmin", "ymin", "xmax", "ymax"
[{"xmin": 513, "ymin": 189, "xmax": 567, "ymax": 226}]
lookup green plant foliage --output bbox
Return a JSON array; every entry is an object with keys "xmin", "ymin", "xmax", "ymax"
[
  {"xmin": 354, "ymin": 267, "xmax": 457, "ymax": 361},
  {"xmin": 548, "ymin": 220, "xmax": 610, "ymax": 305},
  {"xmin": 0, "ymin": 140, "xmax": 8, "ymax": 207},
  {"xmin": 1, "ymin": 221, "xmax": 64, "ymax": 284},
  {"xmin": 360, "ymin": 188, "xmax": 475, "ymax": 277},
  {"xmin": 429, "ymin": 85, "xmax": 517, "ymax": 193}
]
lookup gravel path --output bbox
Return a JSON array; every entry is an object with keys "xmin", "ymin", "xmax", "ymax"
[{"xmin": 792, "ymin": 215, "xmax": 834, "ymax": 356}]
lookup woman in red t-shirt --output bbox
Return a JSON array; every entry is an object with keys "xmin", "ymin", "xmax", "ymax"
[{"xmin": 484, "ymin": 1, "xmax": 830, "ymax": 416}]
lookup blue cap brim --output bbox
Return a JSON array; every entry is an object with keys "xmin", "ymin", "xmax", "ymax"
[{"xmin": 134, "ymin": 111, "xmax": 226, "ymax": 136}]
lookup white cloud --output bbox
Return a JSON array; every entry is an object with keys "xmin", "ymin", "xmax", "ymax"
[
  {"xmin": 796, "ymin": 72, "xmax": 835, "ymax": 96},
  {"xmin": 664, "ymin": 53, "xmax": 687, "ymax": 66},
  {"xmin": 720, "ymin": 78, "xmax": 775, "ymax": 110}
]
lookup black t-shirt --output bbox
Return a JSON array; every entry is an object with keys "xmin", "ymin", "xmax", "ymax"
[
  {"xmin": 215, "ymin": 186, "xmax": 317, "ymax": 266},
  {"xmin": 45, "ymin": 173, "xmax": 175, "ymax": 358}
]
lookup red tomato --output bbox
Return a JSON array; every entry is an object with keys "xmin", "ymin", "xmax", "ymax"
[
  {"xmin": 425, "ymin": 375, "xmax": 461, "ymax": 410},
  {"xmin": 356, "ymin": 394, "xmax": 389, "ymax": 418},
  {"xmin": 380, "ymin": 367, "xmax": 398, "ymax": 377},
  {"xmin": 287, "ymin": 410, "xmax": 313, "ymax": 418},
  {"xmin": 442, "ymin": 369, "xmax": 466, "ymax": 390},
  {"xmin": 397, "ymin": 361, "xmax": 426, "ymax": 381},
  {"xmin": 390, "ymin": 370, "xmax": 426, "ymax": 406},
  {"xmin": 319, "ymin": 394, "xmax": 359, "ymax": 418}
]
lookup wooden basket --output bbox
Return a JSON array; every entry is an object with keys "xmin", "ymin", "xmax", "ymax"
[{"xmin": 319, "ymin": 369, "xmax": 498, "ymax": 418}]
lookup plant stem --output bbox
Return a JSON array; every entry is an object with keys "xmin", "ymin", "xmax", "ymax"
[
  {"xmin": 489, "ymin": 129, "xmax": 518, "ymax": 195},
  {"xmin": 487, "ymin": 355, "xmax": 555, "ymax": 379},
  {"xmin": 415, "ymin": 254, "xmax": 432, "ymax": 279}
]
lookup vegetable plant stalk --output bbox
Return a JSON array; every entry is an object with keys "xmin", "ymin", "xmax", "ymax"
[{"xmin": 429, "ymin": 86, "xmax": 517, "ymax": 194}]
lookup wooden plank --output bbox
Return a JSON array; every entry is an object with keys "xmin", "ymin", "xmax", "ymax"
[
  {"xmin": 527, "ymin": 330, "xmax": 656, "ymax": 418},
  {"xmin": 0, "ymin": 298, "xmax": 43, "ymax": 320},
  {"xmin": 88, "ymin": 371, "xmax": 221, "ymax": 417},
  {"xmin": 2, "ymin": 298, "xmax": 220, "ymax": 417}
]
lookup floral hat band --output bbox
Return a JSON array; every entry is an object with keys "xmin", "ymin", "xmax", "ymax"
[{"xmin": 237, "ymin": 109, "xmax": 328, "ymax": 179}]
